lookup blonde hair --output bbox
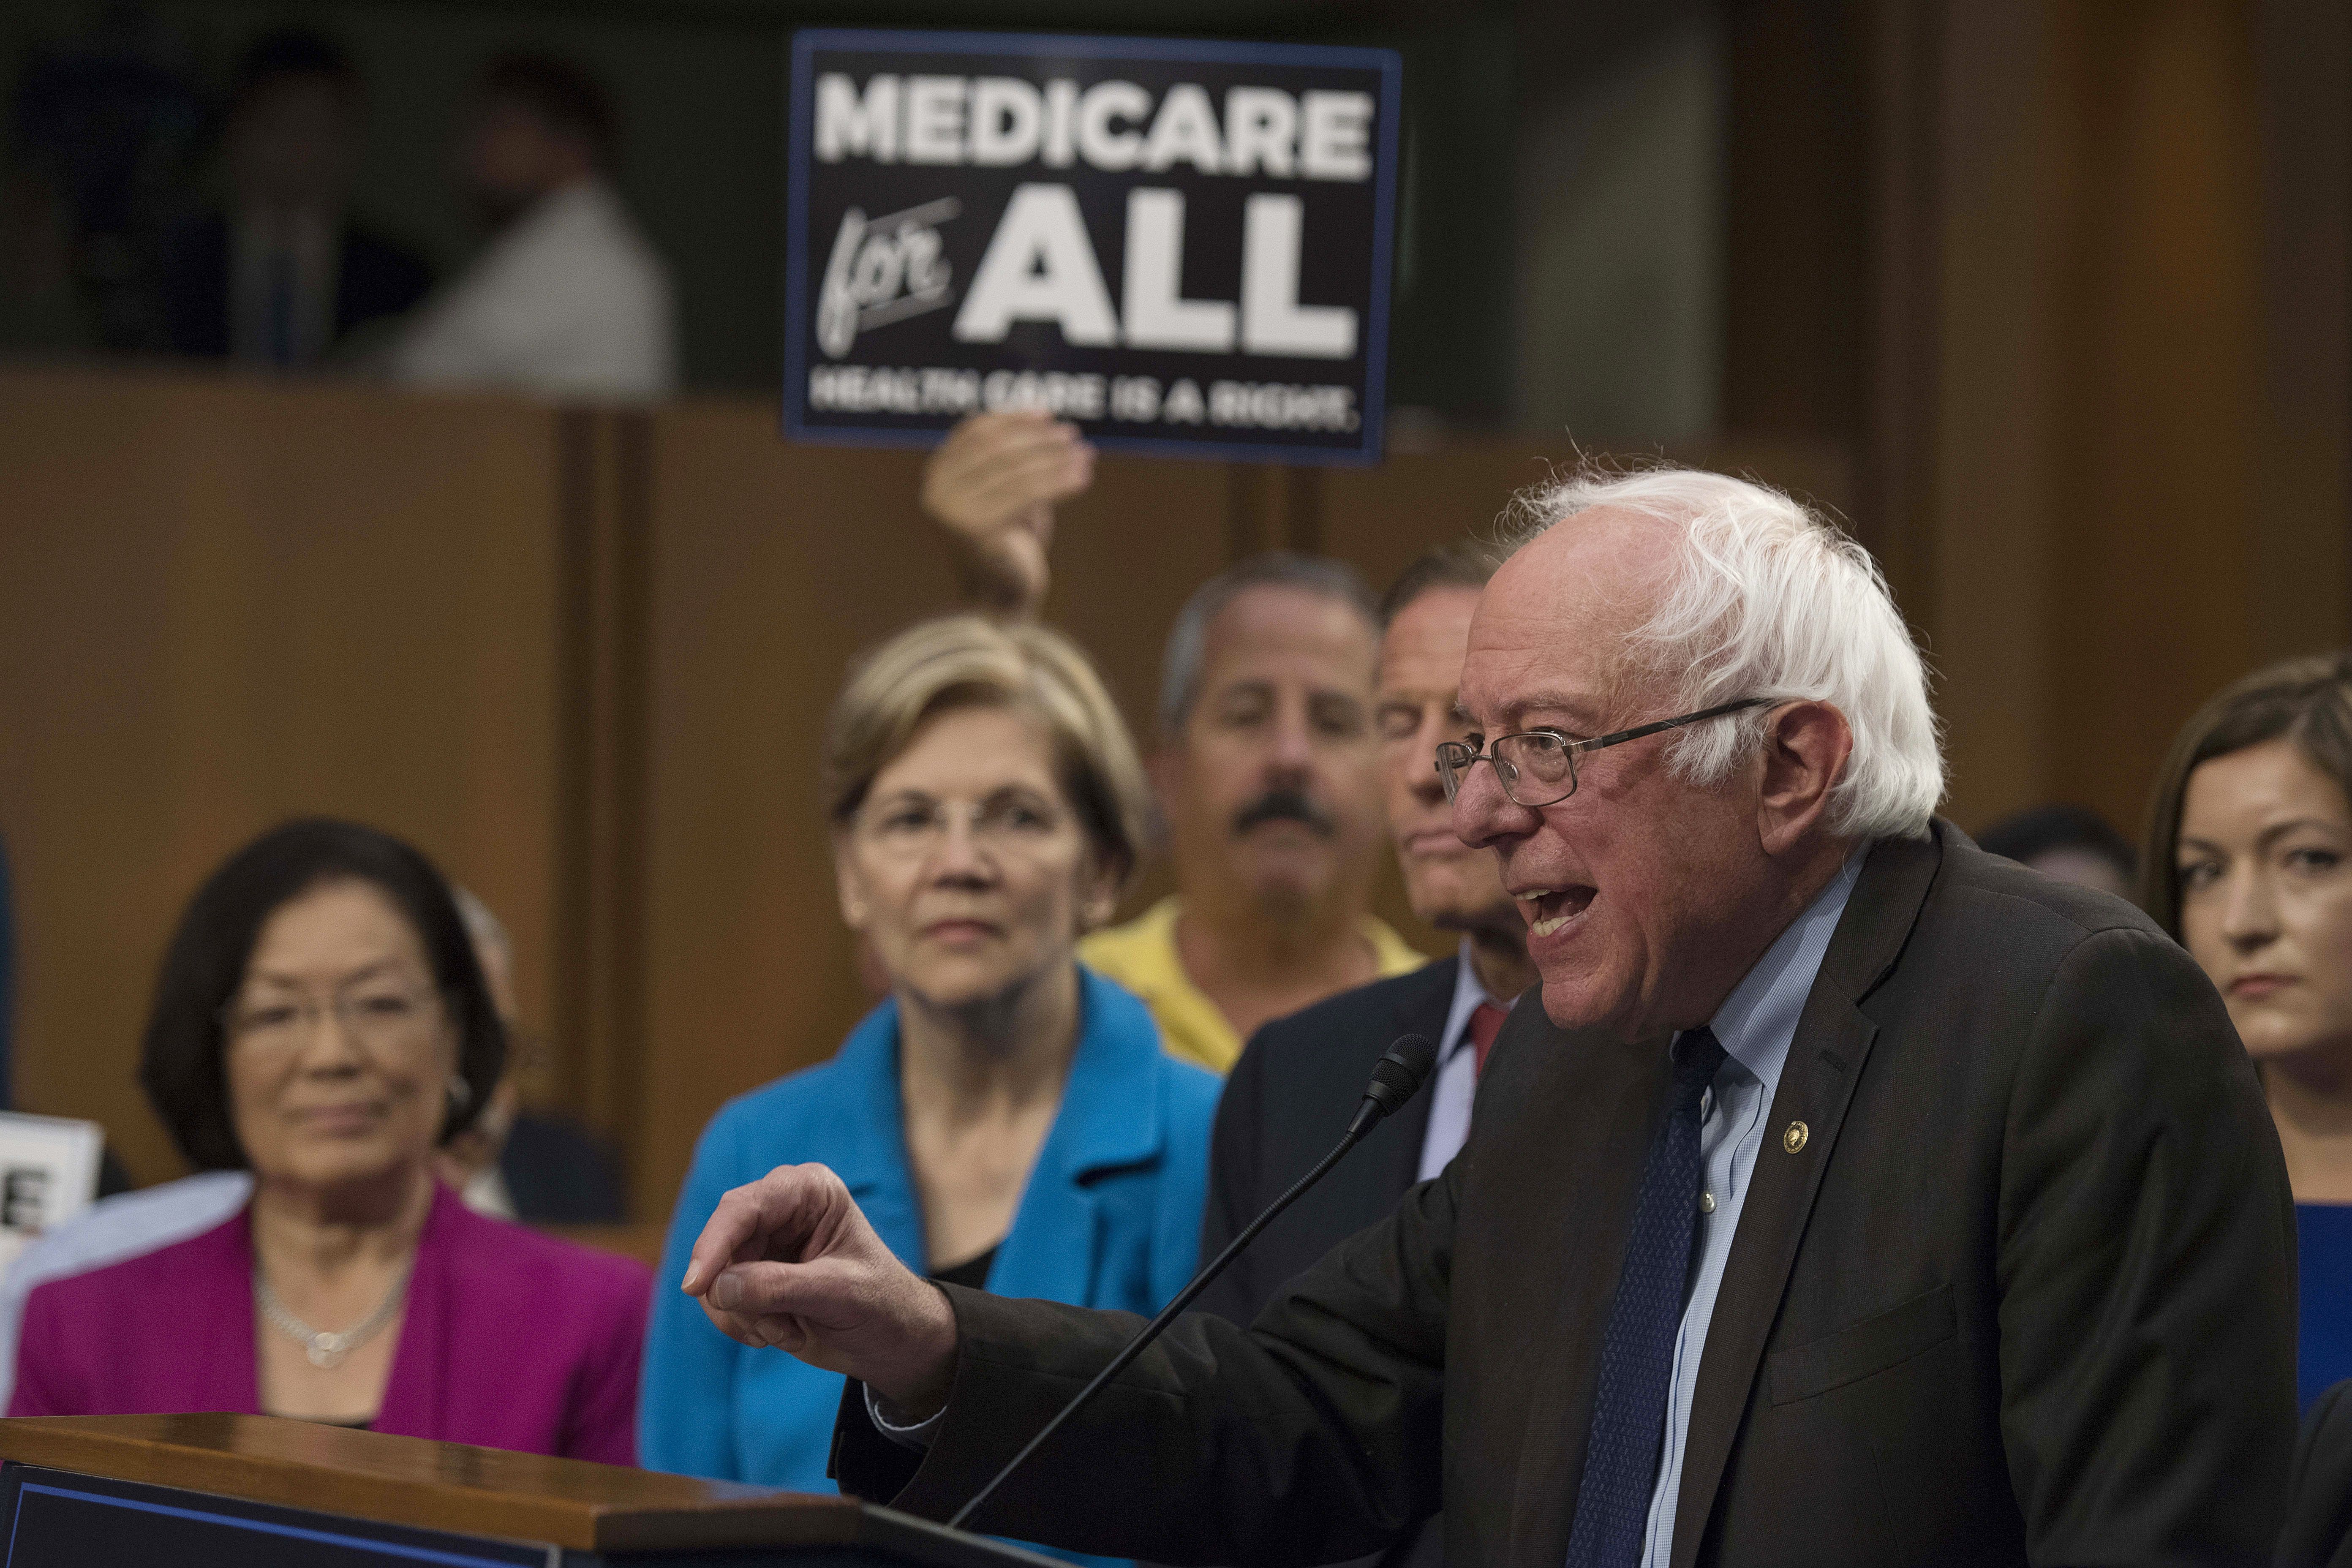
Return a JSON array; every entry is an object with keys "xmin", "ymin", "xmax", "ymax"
[{"xmin": 823, "ymin": 615, "xmax": 1150, "ymax": 885}]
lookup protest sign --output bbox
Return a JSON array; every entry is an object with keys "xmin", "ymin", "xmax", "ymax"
[
  {"xmin": 0, "ymin": 1111, "xmax": 100, "ymax": 1271},
  {"xmin": 785, "ymin": 30, "xmax": 1402, "ymax": 463}
]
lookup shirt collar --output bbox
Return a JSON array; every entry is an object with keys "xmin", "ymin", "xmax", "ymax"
[
  {"xmin": 1436, "ymin": 939, "xmax": 1499, "ymax": 1066},
  {"xmin": 1688, "ymin": 848, "xmax": 1867, "ymax": 1095}
]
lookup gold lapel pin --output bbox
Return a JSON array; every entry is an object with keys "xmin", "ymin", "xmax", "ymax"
[{"xmin": 1782, "ymin": 1120, "xmax": 1810, "ymax": 1154}]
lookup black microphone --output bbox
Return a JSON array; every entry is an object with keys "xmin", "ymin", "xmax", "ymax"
[{"xmin": 946, "ymin": 1032, "xmax": 1441, "ymax": 1532}]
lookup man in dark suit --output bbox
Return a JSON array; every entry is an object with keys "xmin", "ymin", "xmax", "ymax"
[
  {"xmin": 678, "ymin": 466, "xmax": 2296, "ymax": 1567},
  {"xmin": 161, "ymin": 31, "xmax": 432, "ymax": 366}
]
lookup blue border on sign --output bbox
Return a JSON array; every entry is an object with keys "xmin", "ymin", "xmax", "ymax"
[{"xmin": 781, "ymin": 27, "xmax": 1403, "ymax": 467}]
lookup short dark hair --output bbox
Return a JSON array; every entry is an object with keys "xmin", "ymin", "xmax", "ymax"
[
  {"xmin": 2141, "ymin": 651, "xmax": 2352, "ymax": 938},
  {"xmin": 138, "ymin": 819, "xmax": 505, "ymax": 1172},
  {"xmin": 229, "ymin": 29, "xmax": 359, "ymax": 113},
  {"xmin": 479, "ymin": 53, "xmax": 618, "ymax": 169},
  {"xmin": 1976, "ymin": 803, "xmax": 2135, "ymax": 882},
  {"xmin": 1379, "ymin": 539, "xmax": 1503, "ymax": 627}
]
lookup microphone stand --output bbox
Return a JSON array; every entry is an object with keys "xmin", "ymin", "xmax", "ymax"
[{"xmin": 947, "ymin": 1033, "xmax": 1439, "ymax": 1533}]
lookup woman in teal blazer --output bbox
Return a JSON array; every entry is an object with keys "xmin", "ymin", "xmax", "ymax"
[
  {"xmin": 640, "ymin": 618, "xmax": 1219, "ymax": 1565},
  {"xmin": 641, "ymin": 969, "xmax": 1214, "ymax": 1479}
]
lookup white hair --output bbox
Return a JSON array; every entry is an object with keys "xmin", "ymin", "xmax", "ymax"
[{"xmin": 1500, "ymin": 464, "xmax": 1944, "ymax": 839}]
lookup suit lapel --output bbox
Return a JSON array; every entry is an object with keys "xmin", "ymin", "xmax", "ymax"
[{"xmin": 1666, "ymin": 828, "xmax": 1946, "ymax": 1568}]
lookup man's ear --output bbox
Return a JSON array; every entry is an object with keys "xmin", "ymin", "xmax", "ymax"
[{"xmin": 1755, "ymin": 700, "xmax": 1854, "ymax": 855}]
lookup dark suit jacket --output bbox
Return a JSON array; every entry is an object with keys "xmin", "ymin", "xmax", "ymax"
[
  {"xmin": 500, "ymin": 1110, "xmax": 627, "ymax": 1226},
  {"xmin": 838, "ymin": 823, "xmax": 2297, "ymax": 1567},
  {"xmin": 1198, "ymin": 956, "xmax": 1458, "ymax": 1328},
  {"xmin": 1199, "ymin": 957, "xmax": 1459, "ymax": 1568},
  {"xmin": 2280, "ymin": 1380, "xmax": 2352, "ymax": 1568},
  {"xmin": 161, "ymin": 210, "xmax": 433, "ymax": 359}
]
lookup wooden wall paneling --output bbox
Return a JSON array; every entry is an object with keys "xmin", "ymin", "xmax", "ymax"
[
  {"xmin": 0, "ymin": 370, "xmax": 566, "ymax": 1184},
  {"xmin": 1723, "ymin": 0, "xmax": 1869, "ymax": 445},
  {"xmin": 638, "ymin": 412, "xmax": 945, "ymax": 1225},
  {"xmin": 2042, "ymin": 0, "xmax": 2266, "ymax": 831},
  {"xmin": 548, "ymin": 410, "xmax": 656, "ymax": 1171},
  {"xmin": 1857, "ymin": 0, "xmax": 1945, "ymax": 626},
  {"xmin": 2251, "ymin": 0, "xmax": 2352, "ymax": 664},
  {"xmin": 1916, "ymin": 0, "xmax": 2069, "ymax": 831}
]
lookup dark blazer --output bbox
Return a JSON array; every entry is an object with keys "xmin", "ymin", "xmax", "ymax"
[
  {"xmin": 1198, "ymin": 956, "xmax": 1458, "ymax": 1328},
  {"xmin": 2280, "ymin": 1379, "xmax": 2352, "ymax": 1568},
  {"xmin": 1199, "ymin": 957, "xmax": 1458, "ymax": 1568},
  {"xmin": 838, "ymin": 822, "xmax": 2298, "ymax": 1568},
  {"xmin": 161, "ymin": 210, "xmax": 433, "ymax": 359},
  {"xmin": 500, "ymin": 1110, "xmax": 627, "ymax": 1226}
]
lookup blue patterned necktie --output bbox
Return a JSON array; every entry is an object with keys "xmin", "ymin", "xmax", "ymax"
[{"xmin": 1562, "ymin": 1026, "xmax": 1727, "ymax": 1568}]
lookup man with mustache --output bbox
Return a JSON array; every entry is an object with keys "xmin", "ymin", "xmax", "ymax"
[{"xmin": 926, "ymin": 414, "xmax": 1425, "ymax": 1071}]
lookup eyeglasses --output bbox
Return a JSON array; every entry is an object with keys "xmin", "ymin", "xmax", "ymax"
[
  {"xmin": 220, "ymin": 982, "xmax": 446, "ymax": 1053},
  {"xmin": 855, "ymin": 795, "xmax": 1071, "ymax": 861},
  {"xmin": 1434, "ymin": 698, "xmax": 1771, "ymax": 808}
]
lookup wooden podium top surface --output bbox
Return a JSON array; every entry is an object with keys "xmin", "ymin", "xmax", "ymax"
[{"xmin": 0, "ymin": 1413, "xmax": 878, "ymax": 1554}]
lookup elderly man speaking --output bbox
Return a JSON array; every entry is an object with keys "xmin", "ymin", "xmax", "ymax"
[{"xmin": 681, "ymin": 467, "xmax": 2294, "ymax": 1568}]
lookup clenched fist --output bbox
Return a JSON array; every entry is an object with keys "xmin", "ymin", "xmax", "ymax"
[{"xmin": 681, "ymin": 1162, "xmax": 961, "ymax": 1418}]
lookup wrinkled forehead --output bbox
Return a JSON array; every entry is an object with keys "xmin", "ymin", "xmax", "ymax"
[
  {"xmin": 1460, "ymin": 509, "xmax": 1679, "ymax": 729},
  {"xmin": 1197, "ymin": 583, "xmax": 1379, "ymax": 697}
]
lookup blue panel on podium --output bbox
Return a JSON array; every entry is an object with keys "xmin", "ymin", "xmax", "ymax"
[{"xmin": 0, "ymin": 1463, "xmax": 553, "ymax": 1567}]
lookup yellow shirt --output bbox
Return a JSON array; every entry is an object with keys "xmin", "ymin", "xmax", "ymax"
[{"xmin": 1079, "ymin": 896, "xmax": 1432, "ymax": 1074}]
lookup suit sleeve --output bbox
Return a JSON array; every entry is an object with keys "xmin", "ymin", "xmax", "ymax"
[
  {"xmin": 840, "ymin": 1152, "xmax": 1457, "ymax": 1567},
  {"xmin": 1195, "ymin": 1028, "xmax": 1271, "ymax": 1325},
  {"xmin": 1996, "ymin": 926, "xmax": 2297, "ymax": 1566}
]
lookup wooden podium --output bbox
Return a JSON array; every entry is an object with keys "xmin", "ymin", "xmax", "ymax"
[{"xmin": 0, "ymin": 1413, "xmax": 1054, "ymax": 1567}]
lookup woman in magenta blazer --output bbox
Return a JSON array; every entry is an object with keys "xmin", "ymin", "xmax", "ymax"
[{"xmin": 10, "ymin": 820, "xmax": 647, "ymax": 1461}]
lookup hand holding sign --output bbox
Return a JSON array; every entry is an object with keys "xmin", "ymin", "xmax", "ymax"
[{"xmin": 922, "ymin": 412, "xmax": 1093, "ymax": 617}]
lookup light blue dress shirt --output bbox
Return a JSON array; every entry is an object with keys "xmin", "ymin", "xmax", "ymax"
[
  {"xmin": 1632, "ymin": 850, "xmax": 1862, "ymax": 1568},
  {"xmin": 1416, "ymin": 942, "xmax": 1500, "ymax": 1182}
]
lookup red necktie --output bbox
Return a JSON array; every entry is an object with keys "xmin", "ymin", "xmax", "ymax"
[{"xmin": 1467, "ymin": 1001, "xmax": 1509, "ymax": 1077}]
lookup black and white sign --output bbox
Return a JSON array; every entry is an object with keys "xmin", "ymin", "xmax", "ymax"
[
  {"xmin": 785, "ymin": 30, "xmax": 1402, "ymax": 463},
  {"xmin": 0, "ymin": 1111, "xmax": 100, "ymax": 1271}
]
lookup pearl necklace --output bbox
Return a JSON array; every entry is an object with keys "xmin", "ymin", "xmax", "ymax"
[{"xmin": 254, "ymin": 1263, "xmax": 412, "ymax": 1370}]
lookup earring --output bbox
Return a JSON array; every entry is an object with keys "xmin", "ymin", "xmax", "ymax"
[{"xmin": 446, "ymin": 1073, "xmax": 473, "ymax": 1115}]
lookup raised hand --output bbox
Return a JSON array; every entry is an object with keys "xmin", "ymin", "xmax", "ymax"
[
  {"xmin": 681, "ymin": 1162, "xmax": 960, "ymax": 1417},
  {"xmin": 921, "ymin": 411, "xmax": 1094, "ymax": 618}
]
